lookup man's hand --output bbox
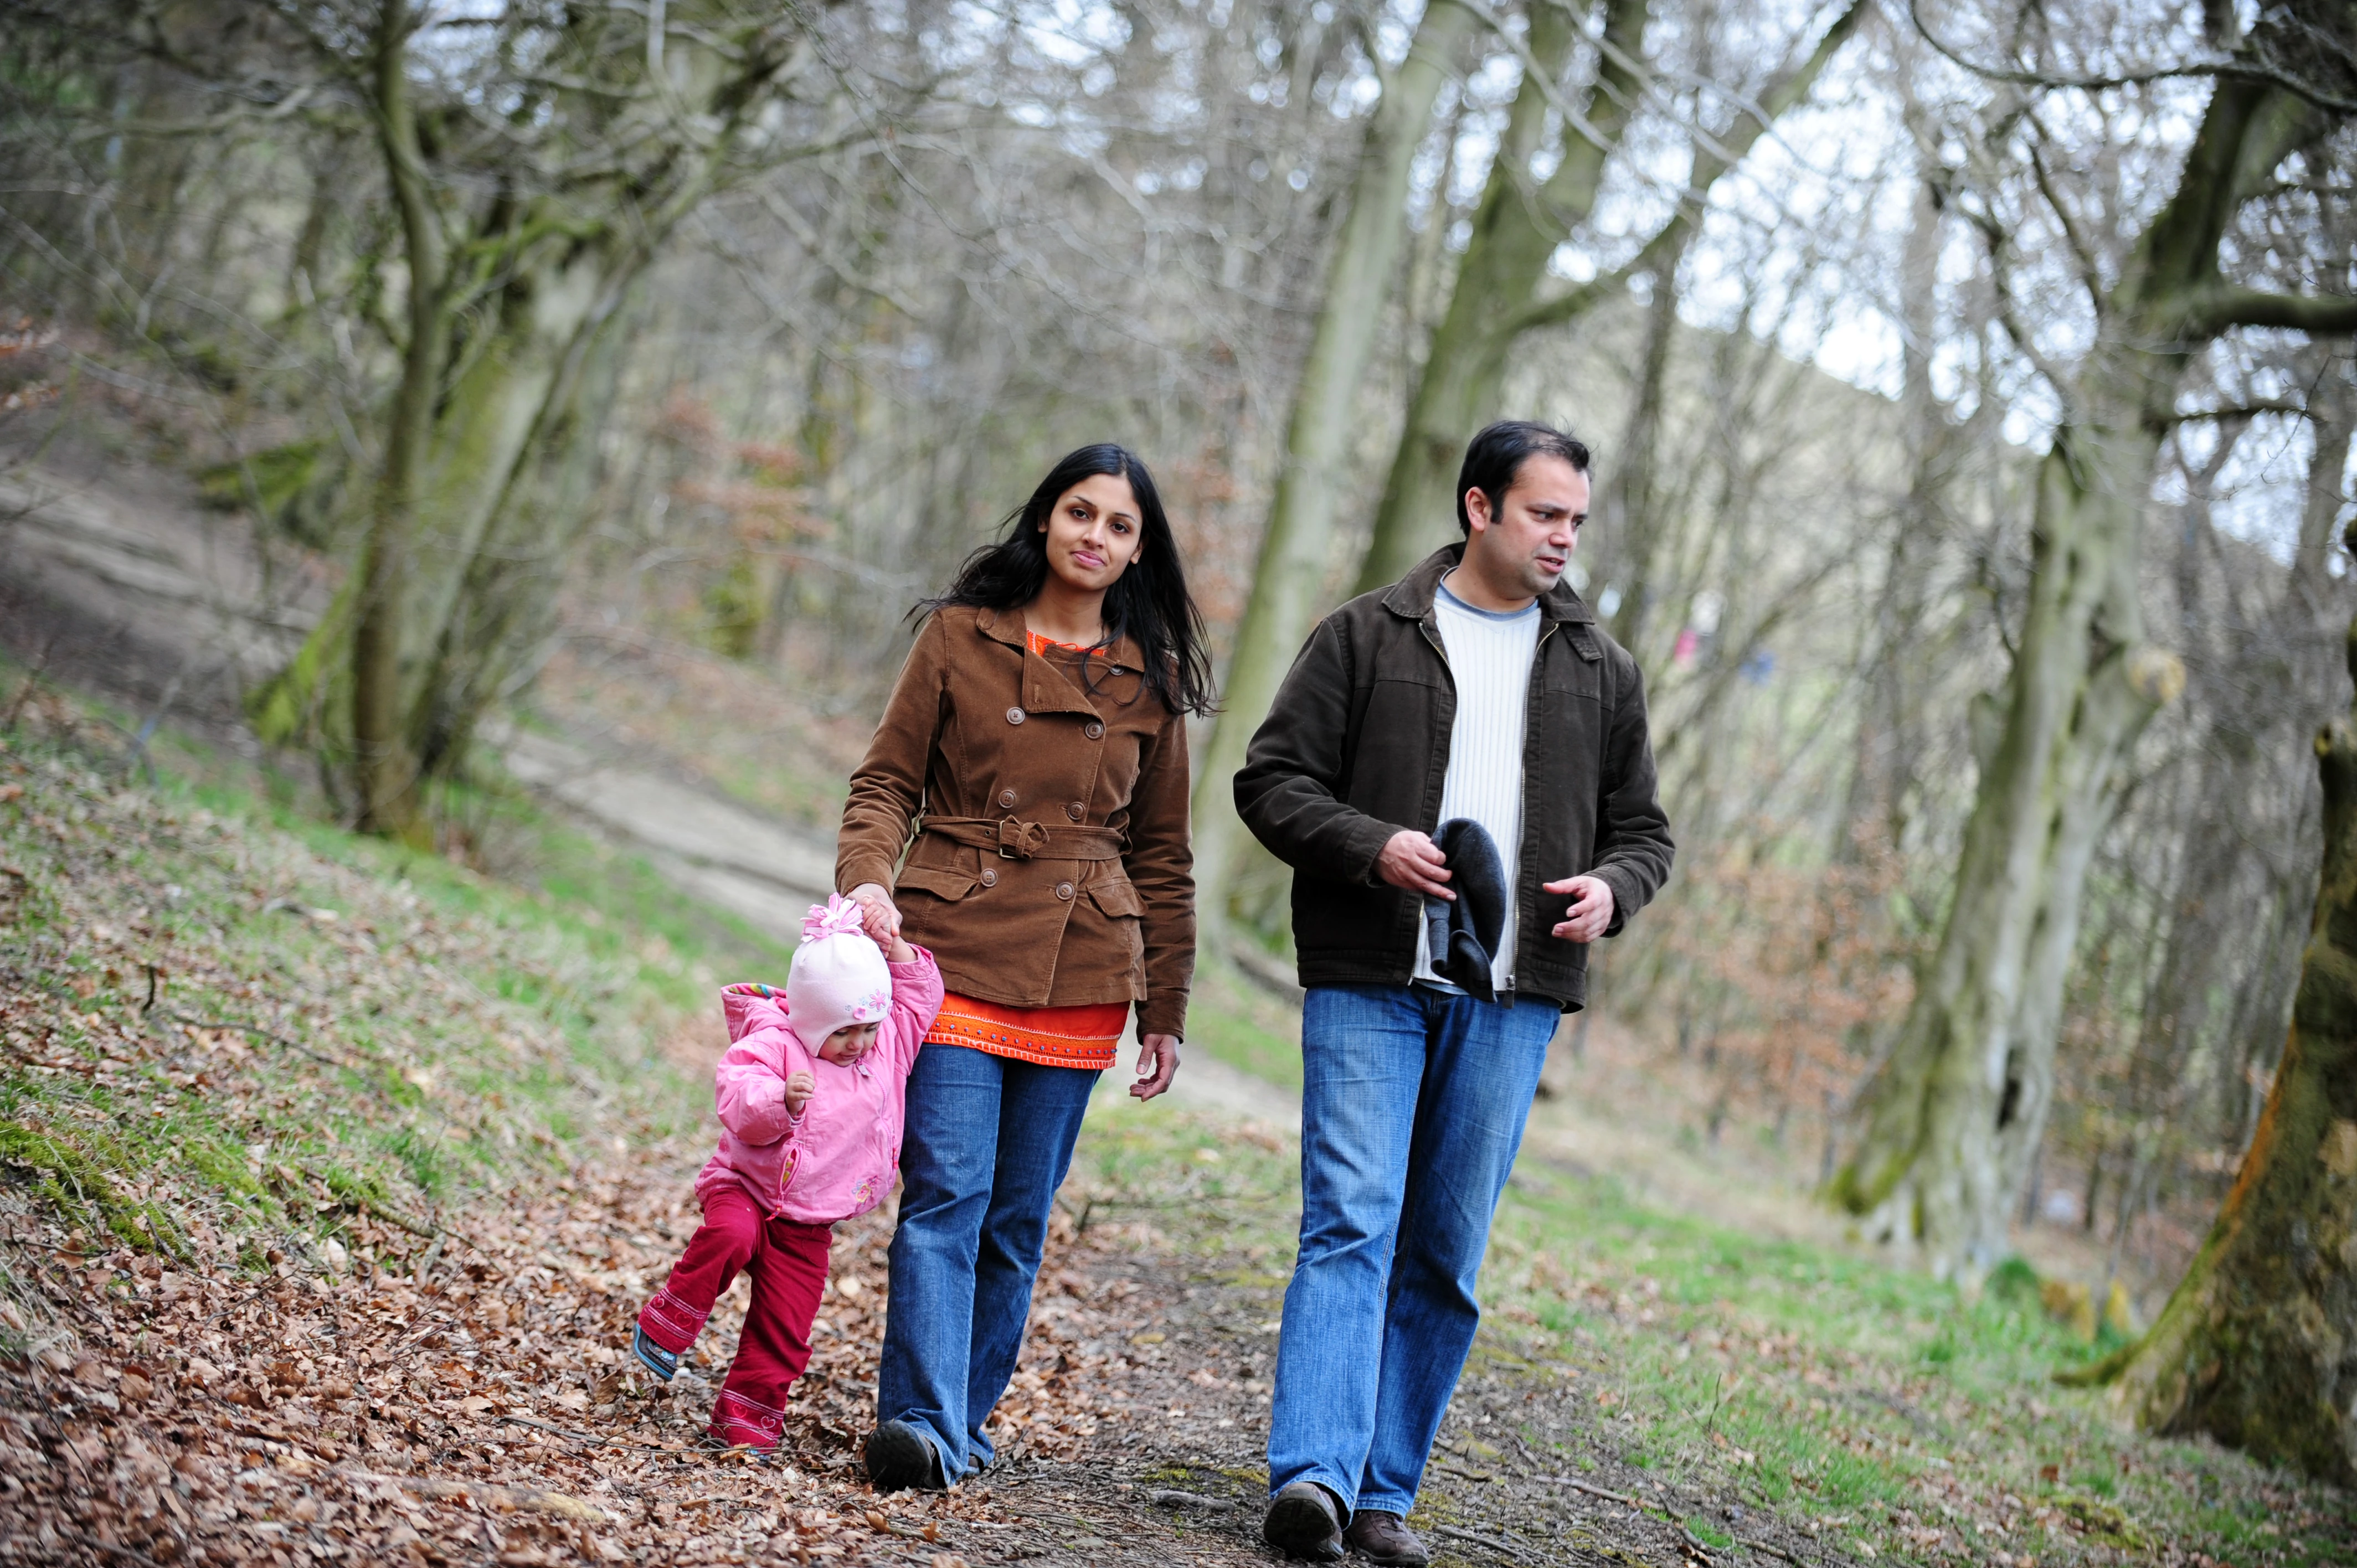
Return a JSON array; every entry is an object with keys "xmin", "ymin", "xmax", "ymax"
[
  {"xmin": 1544, "ymin": 875, "xmax": 1615, "ymax": 943},
  {"xmin": 1377, "ymin": 830, "xmax": 1454, "ymax": 899},
  {"xmin": 847, "ymin": 882, "xmax": 902, "ymax": 940},
  {"xmin": 1130, "ymin": 1033, "xmax": 1182, "ymax": 1100},
  {"xmin": 784, "ymin": 1069, "xmax": 815, "ymax": 1117}
]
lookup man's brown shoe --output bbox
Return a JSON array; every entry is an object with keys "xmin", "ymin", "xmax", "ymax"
[
  {"xmin": 1344, "ymin": 1510, "xmax": 1430, "ymax": 1566},
  {"xmin": 1262, "ymin": 1481, "xmax": 1347, "ymax": 1561}
]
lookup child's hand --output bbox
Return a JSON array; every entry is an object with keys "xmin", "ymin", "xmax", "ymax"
[
  {"xmin": 784, "ymin": 1069, "xmax": 815, "ymax": 1117},
  {"xmin": 859, "ymin": 898, "xmax": 917, "ymax": 964}
]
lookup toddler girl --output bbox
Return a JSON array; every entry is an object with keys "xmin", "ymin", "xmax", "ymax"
[{"xmin": 631, "ymin": 894, "xmax": 944, "ymax": 1450}]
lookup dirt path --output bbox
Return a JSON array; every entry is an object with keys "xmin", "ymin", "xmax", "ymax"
[{"xmin": 1, "ymin": 1107, "xmax": 1838, "ymax": 1568}]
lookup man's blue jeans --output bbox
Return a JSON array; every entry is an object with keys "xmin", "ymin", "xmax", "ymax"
[
  {"xmin": 1268, "ymin": 983, "xmax": 1557, "ymax": 1517},
  {"xmin": 877, "ymin": 1043, "xmax": 1099, "ymax": 1479}
]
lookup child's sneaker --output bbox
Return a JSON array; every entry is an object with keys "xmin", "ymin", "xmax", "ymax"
[{"xmin": 632, "ymin": 1325, "xmax": 680, "ymax": 1382}]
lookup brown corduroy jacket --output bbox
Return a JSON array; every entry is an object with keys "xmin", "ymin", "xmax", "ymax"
[{"xmin": 835, "ymin": 606, "xmax": 1195, "ymax": 1039}]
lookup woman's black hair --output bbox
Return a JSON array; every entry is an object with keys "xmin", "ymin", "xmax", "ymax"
[{"xmin": 918, "ymin": 443, "xmax": 1218, "ymax": 716}]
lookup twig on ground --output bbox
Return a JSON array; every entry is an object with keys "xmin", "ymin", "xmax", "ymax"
[
  {"xmin": 1542, "ymin": 1474, "xmax": 1649, "ymax": 1510},
  {"xmin": 2, "ymin": 635, "xmax": 56, "ymax": 731},
  {"xmin": 1432, "ymin": 1459, "xmax": 1498, "ymax": 1483},
  {"xmin": 494, "ymin": 1414, "xmax": 676, "ymax": 1452},
  {"xmin": 158, "ymin": 1008, "xmax": 355, "ymax": 1073},
  {"xmin": 346, "ymin": 1194, "xmax": 437, "ymax": 1237},
  {"xmin": 59, "ymin": 1528, "xmax": 163, "ymax": 1567},
  {"xmin": 336, "ymin": 1466, "xmax": 608, "ymax": 1522},
  {"xmin": 1434, "ymin": 1523, "xmax": 1550, "ymax": 1565},
  {"xmin": 1738, "ymin": 1537, "xmax": 1808, "ymax": 1565}
]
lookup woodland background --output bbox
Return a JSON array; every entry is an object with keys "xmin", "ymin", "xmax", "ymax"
[{"xmin": 3, "ymin": 0, "xmax": 2357, "ymax": 1503}]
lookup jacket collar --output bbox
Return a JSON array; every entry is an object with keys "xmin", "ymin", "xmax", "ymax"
[
  {"xmin": 1380, "ymin": 542, "xmax": 1597, "ymax": 625},
  {"xmin": 974, "ymin": 607, "xmax": 1147, "ymax": 714}
]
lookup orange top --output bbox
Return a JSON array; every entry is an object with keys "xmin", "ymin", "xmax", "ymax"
[
  {"xmin": 926, "ymin": 992, "xmax": 1130, "ymax": 1070},
  {"xmin": 918, "ymin": 628, "xmax": 1131, "ymax": 1071},
  {"xmin": 1025, "ymin": 630, "xmax": 1105, "ymax": 658}
]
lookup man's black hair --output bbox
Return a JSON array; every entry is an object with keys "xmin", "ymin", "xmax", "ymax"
[{"xmin": 1455, "ymin": 420, "xmax": 1591, "ymax": 535}]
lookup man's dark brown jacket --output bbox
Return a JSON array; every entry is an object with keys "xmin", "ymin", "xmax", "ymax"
[{"xmin": 1233, "ymin": 544, "xmax": 1673, "ymax": 1010}]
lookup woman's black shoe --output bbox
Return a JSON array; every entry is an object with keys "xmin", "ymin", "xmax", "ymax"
[{"xmin": 863, "ymin": 1420, "xmax": 945, "ymax": 1492}]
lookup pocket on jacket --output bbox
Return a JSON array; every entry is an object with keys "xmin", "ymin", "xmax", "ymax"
[
  {"xmin": 1086, "ymin": 876, "xmax": 1145, "ymax": 918},
  {"xmin": 897, "ymin": 866, "xmax": 981, "ymax": 902}
]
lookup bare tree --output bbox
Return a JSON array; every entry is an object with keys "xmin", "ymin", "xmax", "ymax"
[{"xmin": 1831, "ymin": 0, "xmax": 2357, "ymax": 1279}]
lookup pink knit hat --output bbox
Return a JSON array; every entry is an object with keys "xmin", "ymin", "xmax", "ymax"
[{"xmin": 786, "ymin": 895, "xmax": 894, "ymax": 1051}]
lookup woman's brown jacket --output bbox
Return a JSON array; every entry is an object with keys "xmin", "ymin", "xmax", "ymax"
[{"xmin": 835, "ymin": 606, "xmax": 1195, "ymax": 1040}]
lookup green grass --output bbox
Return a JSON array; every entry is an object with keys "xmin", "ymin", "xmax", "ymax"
[
  {"xmin": 1473, "ymin": 1160, "xmax": 2357, "ymax": 1564},
  {"xmin": 0, "ymin": 697, "xmax": 786, "ymax": 1281},
  {"xmin": 1182, "ymin": 961, "xmax": 1305, "ymax": 1092}
]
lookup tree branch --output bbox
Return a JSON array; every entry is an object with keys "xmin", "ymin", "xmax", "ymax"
[
  {"xmin": 2192, "ymin": 287, "xmax": 2357, "ymax": 337},
  {"xmin": 1907, "ymin": 0, "xmax": 2357, "ymax": 114},
  {"xmin": 2170, "ymin": 398, "xmax": 2313, "ymax": 424},
  {"xmin": 1506, "ymin": 0, "xmax": 1865, "ymax": 339}
]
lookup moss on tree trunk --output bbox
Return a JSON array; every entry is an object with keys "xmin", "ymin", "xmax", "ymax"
[{"xmin": 2081, "ymin": 618, "xmax": 2357, "ymax": 1483}]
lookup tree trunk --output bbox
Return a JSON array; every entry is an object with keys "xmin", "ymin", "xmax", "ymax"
[
  {"xmin": 1351, "ymin": 0, "xmax": 1639, "ymax": 595},
  {"xmin": 258, "ymin": 1, "xmax": 810, "ymax": 824},
  {"xmin": 1350, "ymin": 0, "xmax": 1865, "ymax": 595},
  {"xmin": 1184, "ymin": 0, "xmax": 1480, "ymax": 936},
  {"xmin": 413, "ymin": 283, "xmax": 640, "ymax": 773},
  {"xmin": 1829, "ymin": 69, "xmax": 2326, "ymax": 1277},
  {"xmin": 2077, "ymin": 617, "xmax": 2357, "ymax": 1484},
  {"xmin": 350, "ymin": 0, "xmax": 446, "ymax": 837},
  {"xmin": 395, "ymin": 241, "xmax": 610, "ymax": 725}
]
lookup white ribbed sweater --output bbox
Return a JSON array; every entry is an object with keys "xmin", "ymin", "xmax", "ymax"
[{"xmin": 1412, "ymin": 578, "xmax": 1540, "ymax": 994}]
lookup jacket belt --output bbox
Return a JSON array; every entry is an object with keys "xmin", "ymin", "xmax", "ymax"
[{"xmin": 920, "ymin": 815, "xmax": 1126, "ymax": 861}]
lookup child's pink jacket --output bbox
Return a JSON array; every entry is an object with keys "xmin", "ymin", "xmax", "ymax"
[{"xmin": 694, "ymin": 948, "xmax": 944, "ymax": 1225}]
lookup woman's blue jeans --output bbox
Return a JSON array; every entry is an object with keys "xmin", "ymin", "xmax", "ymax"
[
  {"xmin": 1268, "ymin": 983, "xmax": 1557, "ymax": 1518},
  {"xmin": 877, "ymin": 1042, "xmax": 1100, "ymax": 1478}
]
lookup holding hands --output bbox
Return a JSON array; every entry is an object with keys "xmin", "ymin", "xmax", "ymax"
[{"xmin": 850, "ymin": 883, "xmax": 915, "ymax": 962}]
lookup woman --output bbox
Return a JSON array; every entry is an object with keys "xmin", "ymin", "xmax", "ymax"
[{"xmin": 836, "ymin": 443, "xmax": 1213, "ymax": 1490}]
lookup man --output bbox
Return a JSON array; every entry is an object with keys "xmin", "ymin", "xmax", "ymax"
[{"xmin": 1234, "ymin": 420, "xmax": 1674, "ymax": 1564}]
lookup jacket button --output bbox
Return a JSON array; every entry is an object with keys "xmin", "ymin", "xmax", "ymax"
[
  {"xmin": 1006, "ymin": 706, "xmax": 1026, "ymax": 724},
  {"xmin": 998, "ymin": 788, "xmax": 1017, "ymax": 808},
  {"xmin": 1066, "ymin": 802, "xmax": 1084, "ymax": 821},
  {"xmin": 1056, "ymin": 881, "xmax": 1074, "ymax": 900},
  {"xmin": 1084, "ymin": 720, "xmax": 1105, "ymax": 739},
  {"xmin": 980, "ymin": 869, "xmax": 997, "ymax": 888}
]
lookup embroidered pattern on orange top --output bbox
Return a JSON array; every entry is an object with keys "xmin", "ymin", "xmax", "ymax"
[{"xmin": 926, "ymin": 992, "xmax": 1130, "ymax": 1070}]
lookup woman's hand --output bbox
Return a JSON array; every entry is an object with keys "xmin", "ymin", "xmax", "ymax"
[
  {"xmin": 1130, "ymin": 1033, "xmax": 1181, "ymax": 1101},
  {"xmin": 855, "ymin": 890, "xmax": 915, "ymax": 962},
  {"xmin": 784, "ymin": 1069, "xmax": 815, "ymax": 1117},
  {"xmin": 847, "ymin": 883, "xmax": 902, "ymax": 941}
]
